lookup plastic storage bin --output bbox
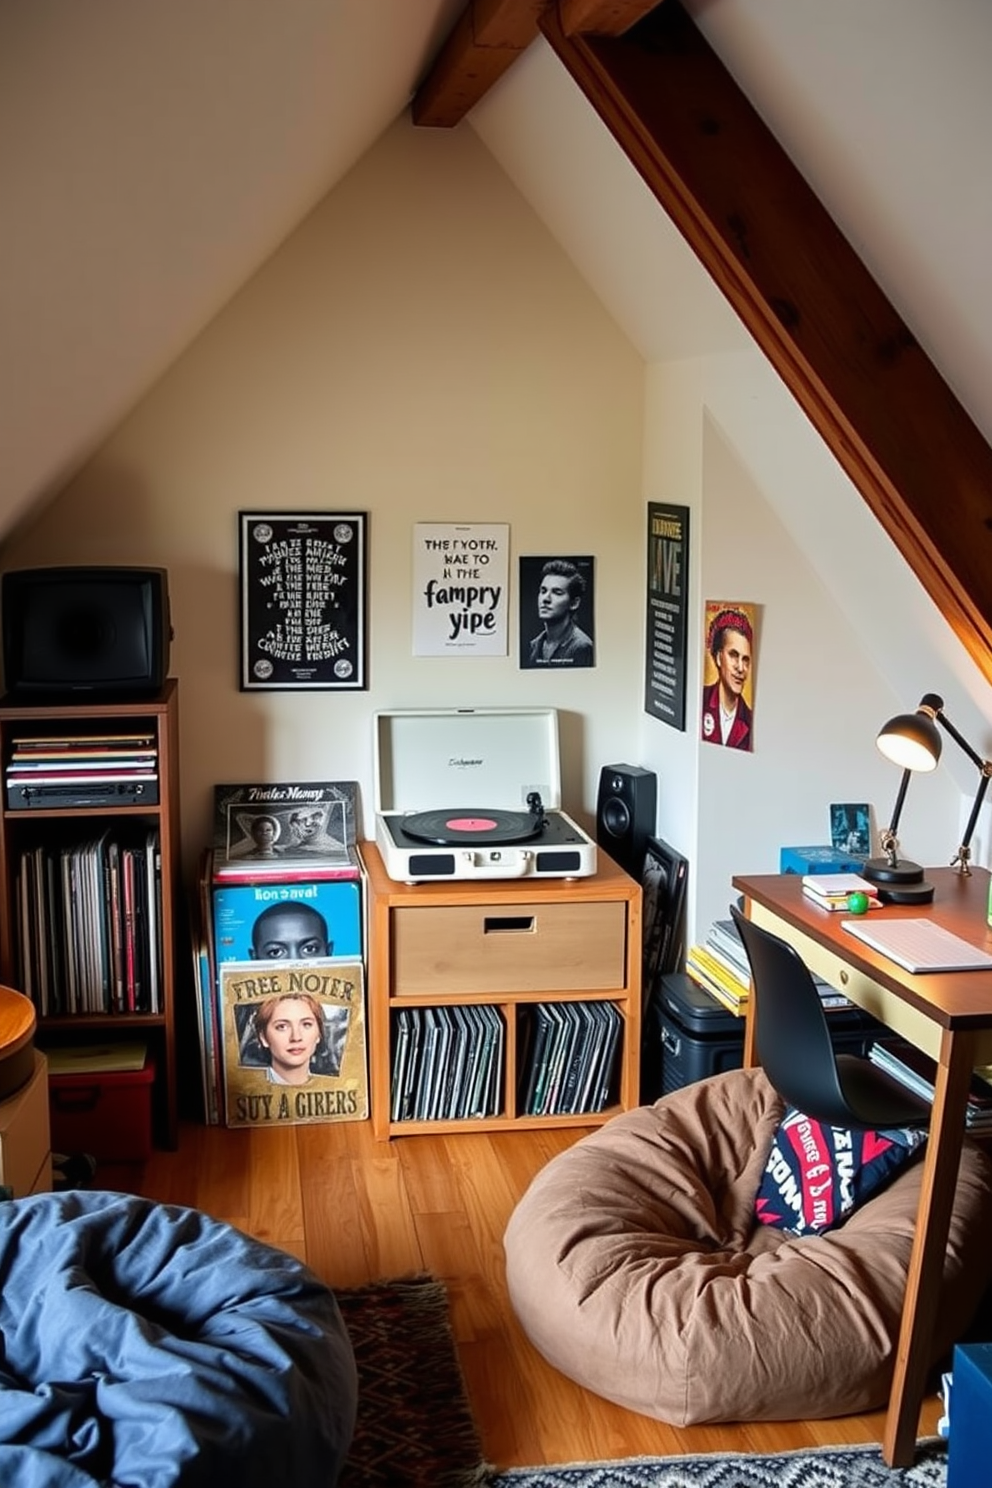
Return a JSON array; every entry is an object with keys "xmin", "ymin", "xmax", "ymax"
[
  {"xmin": 948, "ymin": 1342, "xmax": 992, "ymax": 1487},
  {"xmin": 642, "ymin": 972, "xmax": 887, "ymax": 1103},
  {"xmin": 49, "ymin": 1058, "xmax": 156, "ymax": 1162}
]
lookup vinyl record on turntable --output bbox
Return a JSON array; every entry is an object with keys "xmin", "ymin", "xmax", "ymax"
[{"xmin": 400, "ymin": 807, "xmax": 543, "ymax": 846}]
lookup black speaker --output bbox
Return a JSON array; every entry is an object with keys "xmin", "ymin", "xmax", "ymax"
[{"xmin": 596, "ymin": 764, "xmax": 657, "ymax": 878}]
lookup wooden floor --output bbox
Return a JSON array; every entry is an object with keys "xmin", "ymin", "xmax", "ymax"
[{"xmin": 105, "ymin": 1118, "xmax": 940, "ymax": 1470}]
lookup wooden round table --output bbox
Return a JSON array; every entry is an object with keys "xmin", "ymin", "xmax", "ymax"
[{"xmin": 0, "ymin": 985, "xmax": 36, "ymax": 1102}]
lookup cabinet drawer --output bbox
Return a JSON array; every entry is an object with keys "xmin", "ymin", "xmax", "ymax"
[{"xmin": 392, "ymin": 901, "xmax": 626, "ymax": 995}]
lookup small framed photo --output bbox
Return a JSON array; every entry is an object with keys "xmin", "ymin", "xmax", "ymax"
[
  {"xmin": 239, "ymin": 511, "xmax": 368, "ymax": 691},
  {"xmin": 830, "ymin": 801, "xmax": 871, "ymax": 858},
  {"xmin": 641, "ymin": 836, "xmax": 689, "ymax": 1007}
]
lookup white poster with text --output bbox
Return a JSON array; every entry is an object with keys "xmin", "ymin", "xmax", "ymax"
[{"xmin": 412, "ymin": 523, "xmax": 509, "ymax": 656}]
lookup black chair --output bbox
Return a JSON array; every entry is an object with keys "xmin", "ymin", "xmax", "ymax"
[{"xmin": 729, "ymin": 904, "xmax": 931, "ymax": 1130}]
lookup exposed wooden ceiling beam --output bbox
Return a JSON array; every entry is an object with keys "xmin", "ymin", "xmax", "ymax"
[
  {"xmin": 539, "ymin": 1, "xmax": 992, "ymax": 684},
  {"xmin": 412, "ymin": 1, "xmax": 546, "ymax": 127},
  {"xmin": 413, "ymin": 1, "xmax": 660, "ymax": 127},
  {"xmin": 558, "ymin": 1, "xmax": 661, "ymax": 36}
]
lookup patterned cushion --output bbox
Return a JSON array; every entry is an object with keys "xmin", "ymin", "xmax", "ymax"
[{"xmin": 754, "ymin": 1104, "xmax": 927, "ymax": 1235}]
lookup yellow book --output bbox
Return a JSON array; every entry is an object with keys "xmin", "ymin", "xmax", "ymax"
[{"xmin": 686, "ymin": 945, "xmax": 750, "ymax": 1005}]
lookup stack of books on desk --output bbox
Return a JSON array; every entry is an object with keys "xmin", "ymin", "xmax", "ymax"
[
  {"xmin": 869, "ymin": 1042, "xmax": 992, "ymax": 1131},
  {"xmin": 801, "ymin": 873, "xmax": 880, "ymax": 912}
]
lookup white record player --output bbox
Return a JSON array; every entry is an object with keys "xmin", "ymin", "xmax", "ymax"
[{"xmin": 373, "ymin": 707, "xmax": 597, "ymax": 883}]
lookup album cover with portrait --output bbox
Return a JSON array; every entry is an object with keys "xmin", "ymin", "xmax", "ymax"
[
  {"xmin": 212, "ymin": 780, "xmax": 360, "ymax": 879},
  {"xmin": 212, "ymin": 878, "xmax": 363, "ymax": 965},
  {"xmin": 219, "ymin": 957, "xmax": 368, "ymax": 1127}
]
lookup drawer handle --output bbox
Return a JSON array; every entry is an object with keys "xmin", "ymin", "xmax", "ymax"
[{"xmin": 483, "ymin": 916, "xmax": 535, "ymax": 934}]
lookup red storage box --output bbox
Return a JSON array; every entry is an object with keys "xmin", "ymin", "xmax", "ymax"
[{"xmin": 49, "ymin": 1058, "xmax": 155, "ymax": 1162}]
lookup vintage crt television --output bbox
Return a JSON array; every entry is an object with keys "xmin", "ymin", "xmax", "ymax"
[{"xmin": 1, "ymin": 566, "xmax": 171, "ymax": 698}]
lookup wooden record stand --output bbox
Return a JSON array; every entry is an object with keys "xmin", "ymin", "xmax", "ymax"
[{"xmin": 0, "ymin": 985, "xmax": 36, "ymax": 1103}]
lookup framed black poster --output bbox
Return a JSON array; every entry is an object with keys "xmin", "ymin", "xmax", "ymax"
[
  {"xmin": 644, "ymin": 502, "xmax": 688, "ymax": 729},
  {"xmin": 239, "ymin": 512, "xmax": 368, "ymax": 691}
]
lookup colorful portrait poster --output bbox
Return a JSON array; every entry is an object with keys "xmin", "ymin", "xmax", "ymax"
[
  {"xmin": 700, "ymin": 600, "xmax": 756, "ymax": 751},
  {"xmin": 219, "ymin": 958, "xmax": 368, "ymax": 1127}
]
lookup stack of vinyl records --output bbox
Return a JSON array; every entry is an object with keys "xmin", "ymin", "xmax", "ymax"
[
  {"xmin": 5, "ymin": 730, "xmax": 158, "ymax": 809},
  {"xmin": 390, "ymin": 1005, "xmax": 505, "ymax": 1123},
  {"xmin": 14, "ymin": 827, "xmax": 163, "ymax": 1017},
  {"xmin": 517, "ymin": 1001, "xmax": 623, "ymax": 1117}
]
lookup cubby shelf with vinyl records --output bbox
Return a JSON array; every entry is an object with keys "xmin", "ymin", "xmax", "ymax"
[
  {"xmin": 0, "ymin": 681, "xmax": 181, "ymax": 1148},
  {"xmin": 362, "ymin": 841, "xmax": 642, "ymax": 1138}
]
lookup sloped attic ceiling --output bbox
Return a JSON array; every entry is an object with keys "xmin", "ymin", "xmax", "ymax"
[{"xmin": 3, "ymin": 0, "xmax": 992, "ymax": 649}]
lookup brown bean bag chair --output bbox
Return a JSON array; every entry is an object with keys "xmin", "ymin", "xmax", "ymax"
[{"xmin": 504, "ymin": 1067, "xmax": 992, "ymax": 1424}]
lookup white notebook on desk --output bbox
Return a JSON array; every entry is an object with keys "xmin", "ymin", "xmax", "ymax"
[{"xmin": 840, "ymin": 917, "xmax": 992, "ymax": 974}]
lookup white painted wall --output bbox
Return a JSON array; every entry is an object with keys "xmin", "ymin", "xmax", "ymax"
[
  {"xmin": 0, "ymin": 117, "xmax": 645, "ymax": 877},
  {"xmin": 639, "ymin": 351, "xmax": 992, "ymax": 939},
  {"xmin": 3, "ymin": 111, "xmax": 989, "ymax": 951}
]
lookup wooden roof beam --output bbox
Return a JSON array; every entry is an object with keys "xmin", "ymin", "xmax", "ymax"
[
  {"xmin": 413, "ymin": 1, "xmax": 664, "ymax": 127},
  {"xmin": 558, "ymin": 1, "xmax": 662, "ymax": 36},
  {"xmin": 539, "ymin": 0, "xmax": 992, "ymax": 685},
  {"xmin": 412, "ymin": 0, "xmax": 546, "ymax": 127}
]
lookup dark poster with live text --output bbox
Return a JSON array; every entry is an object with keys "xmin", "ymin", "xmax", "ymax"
[
  {"xmin": 239, "ymin": 512, "xmax": 368, "ymax": 691},
  {"xmin": 644, "ymin": 502, "xmax": 688, "ymax": 730}
]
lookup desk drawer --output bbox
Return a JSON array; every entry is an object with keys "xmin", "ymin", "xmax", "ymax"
[
  {"xmin": 392, "ymin": 901, "xmax": 626, "ymax": 995},
  {"xmin": 748, "ymin": 904, "xmax": 942, "ymax": 1059}
]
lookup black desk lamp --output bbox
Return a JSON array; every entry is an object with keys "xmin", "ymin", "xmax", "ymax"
[{"xmin": 864, "ymin": 692, "xmax": 992, "ymax": 902}]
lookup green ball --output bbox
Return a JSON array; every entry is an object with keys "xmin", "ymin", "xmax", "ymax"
[{"xmin": 847, "ymin": 890, "xmax": 870, "ymax": 915}]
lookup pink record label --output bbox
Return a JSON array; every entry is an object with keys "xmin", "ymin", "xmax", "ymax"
[{"xmin": 445, "ymin": 815, "xmax": 499, "ymax": 833}]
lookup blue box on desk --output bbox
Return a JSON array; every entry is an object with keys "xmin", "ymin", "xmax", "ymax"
[
  {"xmin": 948, "ymin": 1342, "xmax": 992, "ymax": 1487},
  {"xmin": 213, "ymin": 879, "xmax": 362, "ymax": 963},
  {"xmin": 779, "ymin": 844, "xmax": 865, "ymax": 875}
]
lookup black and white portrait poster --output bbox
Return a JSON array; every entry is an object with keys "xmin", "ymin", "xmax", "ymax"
[
  {"xmin": 518, "ymin": 555, "xmax": 595, "ymax": 669},
  {"xmin": 239, "ymin": 512, "xmax": 367, "ymax": 691},
  {"xmin": 412, "ymin": 522, "xmax": 509, "ymax": 656},
  {"xmin": 644, "ymin": 502, "xmax": 689, "ymax": 730}
]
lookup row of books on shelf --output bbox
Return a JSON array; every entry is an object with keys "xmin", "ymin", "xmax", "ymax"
[
  {"xmin": 519, "ymin": 1000, "xmax": 623, "ymax": 1118},
  {"xmin": 391, "ymin": 1004, "xmax": 505, "ymax": 1123},
  {"xmin": 868, "ymin": 1041, "xmax": 992, "ymax": 1132},
  {"xmin": 14, "ymin": 827, "xmax": 163, "ymax": 1017},
  {"xmin": 685, "ymin": 914, "xmax": 852, "ymax": 1015}
]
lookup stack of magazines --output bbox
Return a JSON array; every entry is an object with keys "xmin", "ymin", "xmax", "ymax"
[
  {"xmin": 868, "ymin": 1041, "xmax": 992, "ymax": 1131},
  {"xmin": 686, "ymin": 915, "xmax": 852, "ymax": 1015}
]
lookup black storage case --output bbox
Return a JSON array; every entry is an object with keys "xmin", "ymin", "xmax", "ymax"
[{"xmin": 642, "ymin": 971, "xmax": 888, "ymax": 1103}]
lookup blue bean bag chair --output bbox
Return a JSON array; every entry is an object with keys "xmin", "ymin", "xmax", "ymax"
[{"xmin": 0, "ymin": 1191, "xmax": 357, "ymax": 1488}]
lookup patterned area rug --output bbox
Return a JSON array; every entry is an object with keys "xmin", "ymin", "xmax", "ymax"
[
  {"xmin": 335, "ymin": 1274, "xmax": 491, "ymax": 1488},
  {"xmin": 491, "ymin": 1440, "xmax": 947, "ymax": 1487}
]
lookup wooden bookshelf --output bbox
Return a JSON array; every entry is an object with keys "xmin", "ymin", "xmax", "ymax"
[{"xmin": 0, "ymin": 681, "xmax": 182, "ymax": 1147}]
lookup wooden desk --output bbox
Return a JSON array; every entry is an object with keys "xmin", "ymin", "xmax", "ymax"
[{"xmin": 733, "ymin": 866, "xmax": 992, "ymax": 1468}]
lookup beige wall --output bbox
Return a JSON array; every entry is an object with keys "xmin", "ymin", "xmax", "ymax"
[{"xmin": 0, "ymin": 116, "xmax": 645, "ymax": 879}]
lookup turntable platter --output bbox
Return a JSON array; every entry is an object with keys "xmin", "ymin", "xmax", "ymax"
[{"xmin": 400, "ymin": 807, "xmax": 543, "ymax": 846}]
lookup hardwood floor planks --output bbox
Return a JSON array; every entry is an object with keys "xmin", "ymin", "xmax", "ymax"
[{"xmin": 102, "ymin": 1116, "xmax": 940, "ymax": 1468}]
